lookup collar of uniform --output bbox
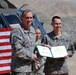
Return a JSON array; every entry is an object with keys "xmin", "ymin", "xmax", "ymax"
[{"xmin": 53, "ymin": 31, "xmax": 62, "ymax": 40}]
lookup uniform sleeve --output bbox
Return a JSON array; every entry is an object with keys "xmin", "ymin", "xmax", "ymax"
[
  {"xmin": 10, "ymin": 29, "xmax": 35, "ymax": 61},
  {"xmin": 41, "ymin": 35, "xmax": 49, "ymax": 44},
  {"xmin": 67, "ymin": 35, "xmax": 75, "ymax": 57},
  {"xmin": 67, "ymin": 41, "xmax": 75, "ymax": 57}
]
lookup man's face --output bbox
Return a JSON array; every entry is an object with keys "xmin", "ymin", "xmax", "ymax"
[
  {"xmin": 21, "ymin": 12, "xmax": 33, "ymax": 29},
  {"xmin": 52, "ymin": 18, "xmax": 62, "ymax": 31}
]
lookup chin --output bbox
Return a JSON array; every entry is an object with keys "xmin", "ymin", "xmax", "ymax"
[{"xmin": 27, "ymin": 23, "xmax": 31, "ymax": 25}]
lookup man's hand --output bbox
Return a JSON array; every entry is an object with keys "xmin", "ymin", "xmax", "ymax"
[
  {"xmin": 35, "ymin": 65, "xmax": 39, "ymax": 71},
  {"xmin": 44, "ymin": 44, "xmax": 51, "ymax": 48},
  {"xmin": 34, "ymin": 54, "xmax": 41, "ymax": 61},
  {"xmin": 64, "ymin": 55, "xmax": 68, "ymax": 59}
]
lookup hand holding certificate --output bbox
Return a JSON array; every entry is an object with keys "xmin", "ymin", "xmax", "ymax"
[
  {"xmin": 51, "ymin": 46, "xmax": 68, "ymax": 58},
  {"xmin": 36, "ymin": 45, "xmax": 52, "ymax": 57},
  {"xmin": 36, "ymin": 45, "xmax": 68, "ymax": 58}
]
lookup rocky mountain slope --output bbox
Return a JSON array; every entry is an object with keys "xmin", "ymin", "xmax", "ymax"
[{"xmin": 8, "ymin": 0, "xmax": 76, "ymax": 42}]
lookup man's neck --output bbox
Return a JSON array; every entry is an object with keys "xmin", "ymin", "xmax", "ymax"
[
  {"xmin": 23, "ymin": 26, "xmax": 30, "ymax": 30},
  {"xmin": 54, "ymin": 30, "xmax": 61, "ymax": 36}
]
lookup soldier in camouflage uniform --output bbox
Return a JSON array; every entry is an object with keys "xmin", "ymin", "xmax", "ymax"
[
  {"xmin": 42, "ymin": 16, "xmax": 75, "ymax": 75},
  {"xmin": 10, "ymin": 9, "xmax": 39, "ymax": 75},
  {"xmin": 34, "ymin": 28, "xmax": 46, "ymax": 75}
]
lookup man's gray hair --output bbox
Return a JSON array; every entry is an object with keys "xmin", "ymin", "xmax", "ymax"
[{"xmin": 21, "ymin": 9, "xmax": 33, "ymax": 17}]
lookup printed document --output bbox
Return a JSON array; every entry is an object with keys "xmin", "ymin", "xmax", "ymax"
[{"xmin": 36, "ymin": 45, "xmax": 68, "ymax": 58}]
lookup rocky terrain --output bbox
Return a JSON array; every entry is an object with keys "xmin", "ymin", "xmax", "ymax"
[{"xmin": 3, "ymin": 0, "xmax": 76, "ymax": 42}]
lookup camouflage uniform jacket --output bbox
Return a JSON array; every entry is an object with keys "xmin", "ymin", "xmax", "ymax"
[
  {"xmin": 35, "ymin": 39, "xmax": 46, "ymax": 75},
  {"xmin": 10, "ymin": 26, "xmax": 36, "ymax": 72},
  {"xmin": 42, "ymin": 31, "xmax": 75, "ymax": 74}
]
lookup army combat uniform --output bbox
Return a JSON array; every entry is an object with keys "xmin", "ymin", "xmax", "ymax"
[
  {"xmin": 10, "ymin": 26, "xmax": 36, "ymax": 75},
  {"xmin": 42, "ymin": 31, "xmax": 75, "ymax": 75},
  {"xmin": 35, "ymin": 39, "xmax": 46, "ymax": 75}
]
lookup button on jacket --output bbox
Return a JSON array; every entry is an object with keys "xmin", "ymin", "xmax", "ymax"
[{"xmin": 10, "ymin": 26, "xmax": 36, "ymax": 72}]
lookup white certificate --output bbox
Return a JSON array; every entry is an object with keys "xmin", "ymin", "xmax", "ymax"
[
  {"xmin": 51, "ymin": 46, "xmax": 68, "ymax": 58},
  {"xmin": 36, "ymin": 45, "xmax": 52, "ymax": 57},
  {"xmin": 36, "ymin": 45, "xmax": 68, "ymax": 58}
]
